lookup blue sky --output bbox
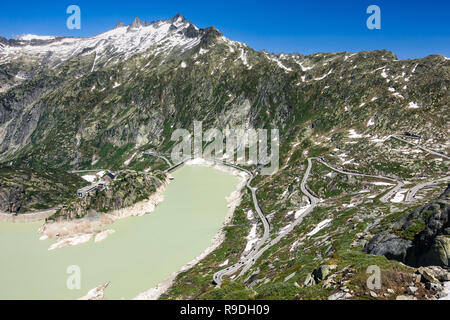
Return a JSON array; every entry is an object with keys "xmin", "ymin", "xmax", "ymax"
[{"xmin": 0, "ymin": 0, "xmax": 449, "ymax": 59}]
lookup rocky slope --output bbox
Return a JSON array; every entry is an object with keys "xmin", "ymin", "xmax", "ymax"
[
  {"xmin": 0, "ymin": 14, "xmax": 448, "ymax": 300},
  {"xmin": 53, "ymin": 170, "xmax": 166, "ymax": 220}
]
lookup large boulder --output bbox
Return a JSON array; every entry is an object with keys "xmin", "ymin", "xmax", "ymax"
[
  {"xmin": 364, "ymin": 232, "xmax": 412, "ymax": 262},
  {"xmin": 303, "ymin": 274, "xmax": 316, "ymax": 287},
  {"xmin": 312, "ymin": 265, "xmax": 338, "ymax": 283}
]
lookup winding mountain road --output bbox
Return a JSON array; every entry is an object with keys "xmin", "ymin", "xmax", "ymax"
[
  {"xmin": 213, "ymin": 142, "xmax": 449, "ymax": 284},
  {"xmin": 391, "ymin": 135, "xmax": 450, "ymax": 160},
  {"xmin": 236, "ymin": 157, "xmax": 320, "ymax": 279},
  {"xmin": 390, "ymin": 134, "xmax": 449, "ymax": 201},
  {"xmin": 68, "ymin": 169, "xmax": 107, "ymax": 174},
  {"xmin": 235, "ymin": 156, "xmax": 408, "ymax": 279},
  {"xmin": 214, "ymin": 158, "xmax": 323, "ymax": 285},
  {"xmin": 315, "ymin": 157, "xmax": 405, "ymax": 203},
  {"xmin": 212, "ymin": 162, "xmax": 270, "ymax": 286},
  {"xmin": 405, "ymin": 175, "xmax": 450, "ymax": 202},
  {"xmin": 143, "ymin": 151, "xmax": 173, "ymax": 167}
]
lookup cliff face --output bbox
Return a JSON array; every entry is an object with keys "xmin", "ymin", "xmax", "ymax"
[
  {"xmin": 0, "ymin": 184, "xmax": 24, "ymax": 212},
  {"xmin": 365, "ymin": 185, "xmax": 450, "ymax": 268},
  {"xmin": 0, "ymin": 166, "xmax": 86, "ymax": 213}
]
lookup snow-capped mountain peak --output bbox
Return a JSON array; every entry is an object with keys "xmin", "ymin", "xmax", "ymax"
[
  {"xmin": 0, "ymin": 14, "xmax": 212, "ymax": 70},
  {"xmin": 128, "ymin": 16, "xmax": 149, "ymax": 30},
  {"xmin": 15, "ymin": 34, "xmax": 57, "ymax": 41},
  {"xmin": 114, "ymin": 21, "xmax": 125, "ymax": 29}
]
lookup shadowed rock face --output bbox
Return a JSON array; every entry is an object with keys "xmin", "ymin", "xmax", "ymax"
[
  {"xmin": 0, "ymin": 166, "xmax": 87, "ymax": 214},
  {"xmin": 365, "ymin": 185, "xmax": 450, "ymax": 268},
  {"xmin": 365, "ymin": 233, "xmax": 413, "ymax": 262},
  {"xmin": 0, "ymin": 185, "xmax": 25, "ymax": 212}
]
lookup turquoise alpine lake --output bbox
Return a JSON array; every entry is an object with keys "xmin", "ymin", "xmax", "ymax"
[{"xmin": 0, "ymin": 166, "xmax": 239, "ymax": 300}]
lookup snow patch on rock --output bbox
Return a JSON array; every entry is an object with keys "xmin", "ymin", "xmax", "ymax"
[
  {"xmin": 391, "ymin": 189, "xmax": 408, "ymax": 203},
  {"xmin": 348, "ymin": 129, "xmax": 364, "ymax": 139},
  {"xmin": 219, "ymin": 259, "xmax": 229, "ymax": 267},
  {"xmin": 407, "ymin": 102, "xmax": 421, "ymax": 109},
  {"xmin": 307, "ymin": 219, "xmax": 332, "ymax": 237},
  {"xmin": 244, "ymin": 223, "xmax": 259, "ymax": 253},
  {"xmin": 82, "ymin": 175, "xmax": 97, "ymax": 183}
]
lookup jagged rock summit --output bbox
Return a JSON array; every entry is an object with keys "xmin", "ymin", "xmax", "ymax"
[
  {"xmin": 127, "ymin": 16, "xmax": 149, "ymax": 30},
  {"xmin": 0, "ymin": 14, "xmax": 215, "ymax": 77},
  {"xmin": 114, "ymin": 21, "xmax": 125, "ymax": 29}
]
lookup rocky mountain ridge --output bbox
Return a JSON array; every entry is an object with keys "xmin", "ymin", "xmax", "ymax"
[{"xmin": 1, "ymin": 15, "xmax": 448, "ymax": 169}]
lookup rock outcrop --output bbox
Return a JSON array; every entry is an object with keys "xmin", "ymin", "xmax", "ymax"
[
  {"xmin": 0, "ymin": 184, "xmax": 24, "ymax": 212},
  {"xmin": 79, "ymin": 282, "xmax": 110, "ymax": 300},
  {"xmin": 0, "ymin": 166, "xmax": 86, "ymax": 213},
  {"xmin": 365, "ymin": 185, "xmax": 450, "ymax": 268},
  {"xmin": 54, "ymin": 170, "xmax": 166, "ymax": 220}
]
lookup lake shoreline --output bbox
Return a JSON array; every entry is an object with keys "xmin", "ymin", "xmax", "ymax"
[
  {"xmin": 0, "ymin": 161, "xmax": 248, "ymax": 300},
  {"xmin": 0, "ymin": 209, "xmax": 58, "ymax": 223},
  {"xmin": 37, "ymin": 178, "xmax": 170, "ymax": 251},
  {"xmin": 134, "ymin": 158, "xmax": 248, "ymax": 300}
]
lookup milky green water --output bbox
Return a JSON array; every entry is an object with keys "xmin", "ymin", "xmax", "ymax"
[{"xmin": 0, "ymin": 166, "xmax": 238, "ymax": 300}]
